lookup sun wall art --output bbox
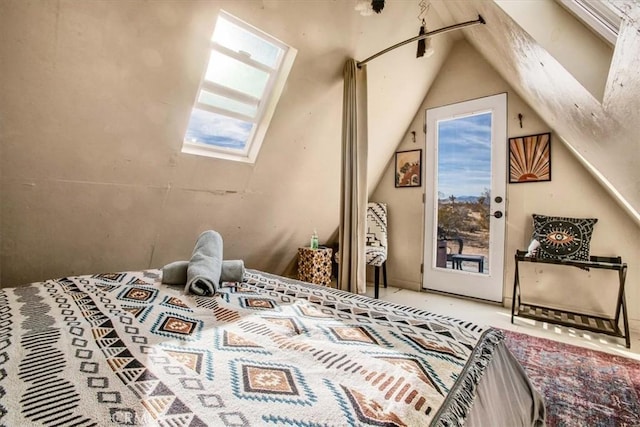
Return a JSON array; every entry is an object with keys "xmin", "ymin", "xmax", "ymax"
[{"xmin": 509, "ymin": 132, "xmax": 551, "ymax": 183}]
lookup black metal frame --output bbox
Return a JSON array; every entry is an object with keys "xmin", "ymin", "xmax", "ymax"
[
  {"xmin": 511, "ymin": 250, "xmax": 630, "ymax": 348},
  {"xmin": 373, "ymin": 261, "xmax": 388, "ymax": 299},
  {"xmin": 332, "ymin": 243, "xmax": 388, "ymax": 300}
]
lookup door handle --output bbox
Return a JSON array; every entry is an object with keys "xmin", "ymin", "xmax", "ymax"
[{"xmin": 486, "ymin": 210, "xmax": 503, "ymax": 218}]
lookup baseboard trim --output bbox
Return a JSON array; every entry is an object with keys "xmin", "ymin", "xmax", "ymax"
[{"xmin": 385, "ymin": 278, "xmax": 422, "ymax": 293}]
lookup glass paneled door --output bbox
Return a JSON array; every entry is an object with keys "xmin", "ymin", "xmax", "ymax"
[{"xmin": 422, "ymin": 94, "xmax": 507, "ymax": 302}]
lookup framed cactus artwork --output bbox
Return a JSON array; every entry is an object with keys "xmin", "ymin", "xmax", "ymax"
[{"xmin": 395, "ymin": 149, "xmax": 422, "ymax": 188}]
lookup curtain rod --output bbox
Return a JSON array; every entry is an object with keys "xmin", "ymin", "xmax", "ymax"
[{"xmin": 357, "ymin": 15, "xmax": 486, "ymax": 67}]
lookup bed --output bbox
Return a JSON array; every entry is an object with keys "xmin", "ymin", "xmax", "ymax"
[{"xmin": 0, "ymin": 269, "xmax": 544, "ymax": 426}]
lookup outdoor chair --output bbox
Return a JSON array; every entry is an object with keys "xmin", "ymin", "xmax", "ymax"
[{"xmin": 437, "ymin": 228, "xmax": 484, "ymax": 273}]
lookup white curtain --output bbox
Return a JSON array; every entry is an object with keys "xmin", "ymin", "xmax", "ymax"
[{"xmin": 339, "ymin": 59, "xmax": 368, "ymax": 294}]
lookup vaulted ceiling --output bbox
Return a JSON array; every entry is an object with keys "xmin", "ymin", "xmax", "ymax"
[
  {"xmin": 431, "ymin": 0, "xmax": 640, "ymax": 223},
  {"xmin": 359, "ymin": 0, "xmax": 639, "ymax": 224},
  {"xmin": 1, "ymin": 0, "xmax": 638, "ymax": 287}
]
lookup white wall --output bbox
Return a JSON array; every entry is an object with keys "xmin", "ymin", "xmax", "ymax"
[
  {"xmin": 0, "ymin": 0, "xmax": 347, "ymax": 285},
  {"xmin": 0, "ymin": 0, "xmax": 448, "ymax": 286},
  {"xmin": 371, "ymin": 39, "xmax": 640, "ymax": 331}
]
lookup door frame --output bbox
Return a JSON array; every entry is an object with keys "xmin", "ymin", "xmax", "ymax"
[{"xmin": 422, "ymin": 93, "xmax": 507, "ymax": 302}]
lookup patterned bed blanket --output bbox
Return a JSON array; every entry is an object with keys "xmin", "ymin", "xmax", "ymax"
[{"xmin": 0, "ymin": 269, "xmax": 502, "ymax": 426}]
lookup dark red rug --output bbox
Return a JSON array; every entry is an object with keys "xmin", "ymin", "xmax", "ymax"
[{"xmin": 501, "ymin": 329, "xmax": 640, "ymax": 427}]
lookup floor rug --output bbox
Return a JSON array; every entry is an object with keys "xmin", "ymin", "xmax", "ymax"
[{"xmin": 501, "ymin": 329, "xmax": 640, "ymax": 427}]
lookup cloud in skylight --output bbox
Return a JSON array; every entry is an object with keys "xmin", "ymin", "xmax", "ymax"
[{"xmin": 185, "ymin": 108, "xmax": 252, "ymax": 150}]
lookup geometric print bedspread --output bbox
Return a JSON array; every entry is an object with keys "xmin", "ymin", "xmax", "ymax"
[{"xmin": 0, "ymin": 269, "xmax": 503, "ymax": 426}]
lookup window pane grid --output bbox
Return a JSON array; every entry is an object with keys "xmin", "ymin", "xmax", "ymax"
[
  {"xmin": 204, "ymin": 51, "xmax": 270, "ymax": 99},
  {"xmin": 200, "ymin": 81, "xmax": 260, "ymax": 105},
  {"xmin": 212, "ymin": 14, "xmax": 283, "ymax": 69},
  {"xmin": 211, "ymin": 42, "xmax": 276, "ymax": 73},
  {"xmin": 182, "ymin": 10, "xmax": 296, "ymax": 163},
  {"xmin": 195, "ymin": 101, "xmax": 256, "ymax": 123},
  {"xmin": 197, "ymin": 90, "xmax": 258, "ymax": 119}
]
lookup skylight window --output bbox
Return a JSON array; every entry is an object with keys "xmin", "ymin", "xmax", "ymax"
[
  {"xmin": 183, "ymin": 11, "xmax": 296, "ymax": 163},
  {"xmin": 557, "ymin": 0, "xmax": 622, "ymax": 45}
]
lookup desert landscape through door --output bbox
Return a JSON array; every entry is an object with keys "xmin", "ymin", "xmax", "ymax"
[{"xmin": 423, "ymin": 93, "xmax": 507, "ymax": 302}]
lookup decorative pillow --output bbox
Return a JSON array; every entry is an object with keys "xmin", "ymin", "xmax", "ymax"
[{"xmin": 529, "ymin": 214, "xmax": 598, "ymax": 261}]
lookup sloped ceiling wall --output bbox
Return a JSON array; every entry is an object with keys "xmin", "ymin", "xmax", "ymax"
[
  {"xmin": 440, "ymin": 0, "xmax": 640, "ymax": 223},
  {"xmin": 2, "ymin": 0, "xmax": 636, "ymax": 289},
  {"xmin": 0, "ymin": 0, "xmax": 451, "ymax": 286}
]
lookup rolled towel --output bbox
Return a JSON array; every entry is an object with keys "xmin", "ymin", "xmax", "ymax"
[
  {"xmin": 186, "ymin": 230, "xmax": 223, "ymax": 296},
  {"xmin": 162, "ymin": 260, "xmax": 189, "ymax": 285},
  {"xmin": 162, "ymin": 260, "xmax": 245, "ymax": 285},
  {"xmin": 221, "ymin": 260, "xmax": 245, "ymax": 282}
]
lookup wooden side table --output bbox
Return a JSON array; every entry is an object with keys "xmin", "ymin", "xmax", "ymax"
[{"xmin": 297, "ymin": 247, "xmax": 333, "ymax": 286}]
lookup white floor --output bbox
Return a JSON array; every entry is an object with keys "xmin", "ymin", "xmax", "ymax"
[{"xmin": 363, "ymin": 284, "xmax": 640, "ymax": 361}]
